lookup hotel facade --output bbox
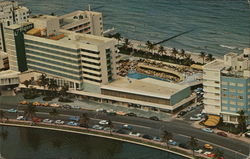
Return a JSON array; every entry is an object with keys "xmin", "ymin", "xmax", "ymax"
[{"xmin": 203, "ymin": 48, "xmax": 250, "ymax": 124}]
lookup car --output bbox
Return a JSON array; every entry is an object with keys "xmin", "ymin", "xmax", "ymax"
[
  {"xmin": 177, "ymin": 111, "xmax": 187, "ymax": 118},
  {"xmin": 202, "ymin": 128, "xmax": 214, "ymax": 133},
  {"xmin": 206, "ymin": 153, "xmax": 215, "ymax": 158},
  {"xmin": 7, "ymin": 108, "xmax": 18, "ymax": 113},
  {"xmin": 32, "ymin": 102, "xmax": 41, "ymax": 106},
  {"xmin": 99, "ymin": 120, "xmax": 109, "ymax": 125},
  {"xmin": 96, "ymin": 108, "xmax": 106, "ymax": 113},
  {"xmin": 71, "ymin": 105, "xmax": 80, "ymax": 109},
  {"xmin": 62, "ymin": 104, "xmax": 71, "ymax": 109},
  {"xmin": 19, "ymin": 100, "xmax": 29, "ymax": 105},
  {"xmin": 16, "ymin": 116, "xmax": 25, "ymax": 120},
  {"xmin": 178, "ymin": 143, "xmax": 188, "ymax": 149},
  {"xmin": 67, "ymin": 121, "xmax": 78, "ymax": 126},
  {"xmin": 122, "ymin": 124, "xmax": 133, "ymax": 130},
  {"xmin": 116, "ymin": 129, "xmax": 129, "ymax": 134},
  {"xmin": 142, "ymin": 134, "xmax": 153, "ymax": 140},
  {"xmin": 107, "ymin": 109, "xmax": 116, "ymax": 115},
  {"xmin": 41, "ymin": 102, "xmax": 49, "ymax": 107},
  {"xmin": 243, "ymin": 131, "xmax": 250, "ymax": 138},
  {"xmin": 187, "ymin": 106, "xmax": 195, "ymax": 112},
  {"xmin": 92, "ymin": 124, "xmax": 103, "ymax": 130},
  {"xmin": 50, "ymin": 103, "xmax": 60, "ymax": 107},
  {"xmin": 103, "ymin": 127, "xmax": 112, "ymax": 131},
  {"xmin": 216, "ymin": 131, "xmax": 228, "ymax": 137},
  {"xmin": 129, "ymin": 132, "xmax": 141, "ymax": 137},
  {"xmin": 203, "ymin": 151, "xmax": 212, "ymax": 155},
  {"xmin": 190, "ymin": 116, "xmax": 202, "ymax": 121},
  {"xmin": 125, "ymin": 112, "xmax": 137, "ymax": 117},
  {"xmin": 149, "ymin": 116, "xmax": 159, "ymax": 121},
  {"xmin": 42, "ymin": 119, "xmax": 53, "ymax": 123},
  {"xmin": 69, "ymin": 116, "xmax": 80, "ymax": 122},
  {"xmin": 55, "ymin": 120, "xmax": 64, "ymax": 125},
  {"xmin": 194, "ymin": 149, "xmax": 203, "ymax": 154},
  {"xmin": 116, "ymin": 111, "xmax": 126, "ymax": 116},
  {"xmin": 153, "ymin": 136, "xmax": 161, "ymax": 142},
  {"xmin": 32, "ymin": 117, "xmax": 42, "ymax": 123},
  {"xmin": 204, "ymin": 144, "xmax": 213, "ymax": 150},
  {"xmin": 168, "ymin": 140, "xmax": 177, "ymax": 146}
]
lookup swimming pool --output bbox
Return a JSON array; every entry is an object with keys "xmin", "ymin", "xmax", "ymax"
[{"xmin": 127, "ymin": 70, "xmax": 170, "ymax": 82}]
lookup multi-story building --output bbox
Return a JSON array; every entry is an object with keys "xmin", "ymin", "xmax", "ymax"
[
  {"xmin": 0, "ymin": 51, "xmax": 8, "ymax": 70},
  {"xmin": 58, "ymin": 10, "xmax": 103, "ymax": 36},
  {"xmin": 4, "ymin": 16, "xmax": 117, "ymax": 91},
  {"xmin": 0, "ymin": 1, "xmax": 30, "ymax": 52},
  {"xmin": 203, "ymin": 48, "xmax": 250, "ymax": 124}
]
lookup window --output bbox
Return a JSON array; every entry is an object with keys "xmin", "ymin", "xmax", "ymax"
[
  {"xmin": 229, "ymin": 89, "xmax": 236, "ymax": 93},
  {"xmin": 222, "ymin": 106, "xmax": 228, "ymax": 110},
  {"xmin": 229, "ymin": 82, "xmax": 236, "ymax": 86},
  {"xmin": 237, "ymin": 89, "xmax": 244, "ymax": 93},
  {"xmin": 230, "ymin": 116, "xmax": 237, "ymax": 122},
  {"xmin": 237, "ymin": 102, "xmax": 244, "ymax": 106},
  {"xmin": 238, "ymin": 96, "xmax": 243, "ymax": 100},
  {"xmin": 229, "ymin": 101, "xmax": 236, "ymax": 105},
  {"xmin": 222, "ymin": 81, "xmax": 228, "ymax": 85},
  {"xmin": 222, "ymin": 100, "xmax": 227, "ymax": 104},
  {"xmin": 229, "ymin": 107, "xmax": 236, "ymax": 111},
  {"xmin": 237, "ymin": 83, "xmax": 244, "ymax": 87},
  {"xmin": 215, "ymin": 81, "xmax": 219, "ymax": 84}
]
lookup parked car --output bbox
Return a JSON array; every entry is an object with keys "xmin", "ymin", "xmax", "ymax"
[
  {"xmin": 103, "ymin": 127, "xmax": 111, "ymax": 131},
  {"xmin": 7, "ymin": 108, "xmax": 18, "ymax": 113},
  {"xmin": 204, "ymin": 144, "xmax": 213, "ymax": 150},
  {"xmin": 32, "ymin": 102, "xmax": 41, "ymax": 106},
  {"xmin": 216, "ymin": 131, "xmax": 228, "ymax": 137},
  {"xmin": 178, "ymin": 143, "xmax": 188, "ymax": 149},
  {"xmin": 107, "ymin": 109, "xmax": 116, "ymax": 116},
  {"xmin": 125, "ymin": 112, "xmax": 137, "ymax": 117},
  {"xmin": 96, "ymin": 108, "xmax": 106, "ymax": 113},
  {"xmin": 122, "ymin": 124, "xmax": 133, "ymax": 130},
  {"xmin": 67, "ymin": 121, "xmax": 78, "ymax": 126},
  {"xmin": 149, "ymin": 116, "xmax": 159, "ymax": 121},
  {"xmin": 190, "ymin": 116, "xmax": 202, "ymax": 121},
  {"xmin": 203, "ymin": 151, "xmax": 212, "ymax": 155},
  {"xmin": 177, "ymin": 111, "xmax": 186, "ymax": 118},
  {"xmin": 42, "ymin": 119, "xmax": 53, "ymax": 123},
  {"xmin": 71, "ymin": 105, "xmax": 80, "ymax": 109},
  {"xmin": 69, "ymin": 116, "xmax": 80, "ymax": 122},
  {"xmin": 92, "ymin": 124, "xmax": 103, "ymax": 130},
  {"xmin": 55, "ymin": 120, "xmax": 64, "ymax": 125},
  {"xmin": 16, "ymin": 116, "xmax": 25, "ymax": 120},
  {"xmin": 116, "ymin": 111, "xmax": 126, "ymax": 116},
  {"xmin": 243, "ymin": 131, "xmax": 250, "ymax": 138},
  {"xmin": 194, "ymin": 149, "xmax": 203, "ymax": 154},
  {"xmin": 206, "ymin": 153, "xmax": 215, "ymax": 158},
  {"xmin": 99, "ymin": 120, "xmax": 109, "ymax": 125},
  {"xmin": 142, "ymin": 134, "xmax": 153, "ymax": 140},
  {"xmin": 153, "ymin": 136, "xmax": 161, "ymax": 142},
  {"xmin": 41, "ymin": 102, "xmax": 49, "ymax": 107},
  {"xmin": 202, "ymin": 128, "xmax": 214, "ymax": 133},
  {"xmin": 19, "ymin": 100, "xmax": 29, "ymax": 105},
  {"xmin": 168, "ymin": 140, "xmax": 177, "ymax": 146},
  {"xmin": 116, "ymin": 129, "xmax": 129, "ymax": 135},
  {"xmin": 62, "ymin": 104, "xmax": 72, "ymax": 109},
  {"xmin": 32, "ymin": 117, "xmax": 42, "ymax": 123},
  {"xmin": 50, "ymin": 103, "xmax": 60, "ymax": 107},
  {"xmin": 129, "ymin": 132, "xmax": 141, "ymax": 137}
]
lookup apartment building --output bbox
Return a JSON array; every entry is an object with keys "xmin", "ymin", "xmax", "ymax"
[
  {"xmin": 0, "ymin": 1, "xmax": 30, "ymax": 52},
  {"xmin": 203, "ymin": 48, "xmax": 250, "ymax": 124},
  {"xmin": 4, "ymin": 16, "xmax": 117, "ymax": 91},
  {"xmin": 58, "ymin": 10, "xmax": 103, "ymax": 36}
]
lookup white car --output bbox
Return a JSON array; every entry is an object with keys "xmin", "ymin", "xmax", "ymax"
[
  {"xmin": 129, "ymin": 132, "xmax": 141, "ymax": 137},
  {"xmin": 16, "ymin": 116, "xmax": 25, "ymax": 120},
  {"xmin": 203, "ymin": 151, "xmax": 212, "ymax": 155},
  {"xmin": 50, "ymin": 103, "xmax": 60, "ymax": 107},
  {"xmin": 99, "ymin": 120, "xmax": 109, "ymax": 125},
  {"xmin": 42, "ymin": 119, "xmax": 53, "ymax": 123},
  {"xmin": 194, "ymin": 149, "xmax": 203, "ymax": 154},
  {"xmin": 55, "ymin": 120, "xmax": 64, "ymax": 125},
  {"xmin": 72, "ymin": 105, "xmax": 80, "ymax": 109},
  {"xmin": 92, "ymin": 124, "xmax": 103, "ymax": 130},
  {"xmin": 190, "ymin": 116, "xmax": 202, "ymax": 121}
]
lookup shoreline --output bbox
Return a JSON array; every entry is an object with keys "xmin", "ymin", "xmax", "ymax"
[{"xmin": 0, "ymin": 120, "xmax": 196, "ymax": 159}]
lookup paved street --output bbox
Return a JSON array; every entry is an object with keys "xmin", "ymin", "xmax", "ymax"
[{"xmin": 0, "ymin": 103, "xmax": 249, "ymax": 159}]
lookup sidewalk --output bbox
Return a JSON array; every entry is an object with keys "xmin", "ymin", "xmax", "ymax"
[{"xmin": 192, "ymin": 121, "xmax": 250, "ymax": 143}]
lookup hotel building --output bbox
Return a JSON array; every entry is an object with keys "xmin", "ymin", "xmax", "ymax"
[
  {"xmin": 5, "ymin": 15, "xmax": 117, "ymax": 91},
  {"xmin": 0, "ymin": 1, "xmax": 30, "ymax": 52},
  {"xmin": 203, "ymin": 48, "xmax": 250, "ymax": 124}
]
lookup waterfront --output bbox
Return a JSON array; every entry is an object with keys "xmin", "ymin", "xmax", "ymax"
[
  {"xmin": 0, "ymin": 126, "xmax": 187, "ymax": 159},
  {"xmin": 17, "ymin": 0, "xmax": 250, "ymax": 55}
]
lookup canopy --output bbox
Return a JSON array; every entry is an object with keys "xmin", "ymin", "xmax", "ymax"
[{"xmin": 204, "ymin": 115, "xmax": 220, "ymax": 127}]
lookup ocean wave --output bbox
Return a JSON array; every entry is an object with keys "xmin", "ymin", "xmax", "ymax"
[{"xmin": 219, "ymin": 45, "xmax": 237, "ymax": 50}]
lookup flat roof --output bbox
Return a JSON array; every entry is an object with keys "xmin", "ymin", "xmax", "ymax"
[
  {"xmin": 101, "ymin": 77, "xmax": 188, "ymax": 99},
  {"xmin": 203, "ymin": 59, "xmax": 225, "ymax": 70}
]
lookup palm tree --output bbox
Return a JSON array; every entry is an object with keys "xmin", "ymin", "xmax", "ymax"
[
  {"xmin": 49, "ymin": 108, "xmax": 58, "ymax": 120},
  {"xmin": 158, "ymin": 46, "xmax": 165, "ymax": 56},
  {"xmin": 113, "ymin": 33, "xmax": 121, "ymax": 43},
  {"xmin": 79, "ymin": 113, "xmax": 90, "ymax": 129},
  {"xmin": 199, "ymin": 51, "xmax": 206, "ymax": 64},
  {"xmin": 0, "ymin": 110, "xmax": 5, "ymax": 122},
  {"xmin": 38, "ymin": 73, "xmax": 49, "ymax": 89},
  {"xmin": 162, "ymin": 130, "xmax": 173, "ymax": 149},
  {"xmin": 23, "ymin": 79, "xmax": 32, "ymax": 88},
  {"xmin": 237, "ymin": 110, "xmax": 247, "ymax": 133},
  {"xmin": 171, "ymin": 48, "xmax": 178, "ymax": 58},
  {"xmin": 146, "ymin": 41, "xmax": 154, "ymax": 52},
  {"xmin": 123, "ymin": 38, "xmax": 130, "ymax": 48},
  {"xmin": 187, "ymin": 136, "xmax": 199, "ymax": 156},
  {"xmin": 213, "ymin": 148, "xmax": 224, "ymax": 159},
  {"xmin": 24, "ymin": 103, "xmax": 37, "ymax": 120},
  {"xmin": 59, "ymin": 84, "xmax": 69, "ymax": 97},
  {"xmin": 48, "ymin": 79, "xmax": 59, "ymax": 93},
  {"xmin": 179, "ymin": 49, "xmax": 185, "ymax": 58},
  {"xmin": 107, "ymin": 120, "xmax": 114, "ymax": 135},
  {"xmin": 206, "ymin": 53, "xmax": 215, "ymax": 62}
]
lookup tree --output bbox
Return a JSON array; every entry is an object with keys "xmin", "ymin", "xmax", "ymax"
[
  {"xmin": 0, "ymin": 110, "xmax": 5, "ymax": 122},
  {"xmin": 113, "ymin": 33, "xmax": 121, "ymax": 43},
  {"xmin": 59, "ymin": 84, "xmax": 69, "ymax": 97},
  {"xmin": 179, "ymin": 49, "xmax": 185, "ymax": 58},
  {"xmin": 187, "ymin": 136, "xmax": 199, "ymax": 156},
  {"xmin": 49, "ymin": 108, "xmax": 58, "ymax": 120},
  {"xmin": 23, "ymin": 80, "xmax": 32, "ymax": 88},
  {"xmin": 38, "ymin": 73, "xmax": 49, "ymax": 89},
  {"xmin": 171, "ymin": 48, "xmax": 178, "ymax": 58},
  {"xmin": 213, "ymin": 148, "xmax": 224, "ymax": 159},
  {"xmin": 123, "ymin": 38, "xmax": 130, "ymax": 48},
  {"xmin": 24, "ymin": 104, "xmax": 37, "ymax": 119},
  {"xmin": 158, "ymin": 46, "xmax": 165, "ymax": 56},
  {"xmin": 237, "ymin": 110, "xmax": 247, "ymax": 133},
  {"xmin": 48, "ymin": 79, "xmax": 59, "ymax": 92},
  {"xmin": 146, "ymin": 41, "xmax": 154, "ymax": 52},
  {"xmin": 107, "ymin": 120, "xmax": 114, "ymax": 135},
  {"xmin": 206, "ymin": 53, "xmax": 215, "ymax": 62},
  {"xmin": 79, "ymin": 113, "xmax": 90, "ymax": 129},
  {"xmin": 162, "ymin": 130, "xmax": 173, "ymax": 149},
  {"xmin": 199, "ymin": 51, "xmax": 206, "ymax": 64}
]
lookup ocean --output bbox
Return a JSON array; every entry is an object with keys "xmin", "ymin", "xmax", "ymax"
[{"xmin": 17, "ymin": 0, "xmax": 250, "ymax": 56}]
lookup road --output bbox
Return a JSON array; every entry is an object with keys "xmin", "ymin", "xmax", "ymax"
[{"xmin": 1, "ymin": 104, "xmax": 250, "ymax": 159}]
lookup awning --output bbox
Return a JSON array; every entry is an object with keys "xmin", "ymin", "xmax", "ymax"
[
  {"xmin": 204, "ymin": 115, "xmax": 220, "ymax": 127},
  {"xmin": 191, "ymin": 64, "xmax": 203, "ymax": 70}
]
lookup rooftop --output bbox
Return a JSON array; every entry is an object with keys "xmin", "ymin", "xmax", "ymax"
[
  {"xmin": 203, "ymin": 59, "xmax": 226, "ymax": 70},
  {"xmin": 101, "ymin": 77, "xmax": 188, "ymax": 99}
]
